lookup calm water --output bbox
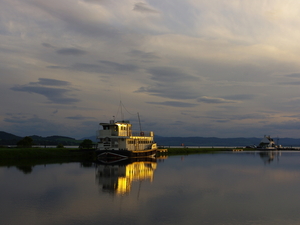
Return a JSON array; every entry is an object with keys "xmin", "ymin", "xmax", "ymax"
[{"xmin": 1, "ymin": 151, "xmax": 300, "ymax": 225}]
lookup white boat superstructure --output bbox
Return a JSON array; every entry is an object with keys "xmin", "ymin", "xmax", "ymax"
[
  {"xmin": 258, "ymin": 135, "xmax": 277, "ymax": 149},
  {"xmin": 96, "ymin": 120, "xmax": 157, "ymax": 158}
]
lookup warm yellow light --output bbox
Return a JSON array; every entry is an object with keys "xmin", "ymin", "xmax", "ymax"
[{"xmin": 115, "ymin": 162, "xmax": 157, "ymax": 194}]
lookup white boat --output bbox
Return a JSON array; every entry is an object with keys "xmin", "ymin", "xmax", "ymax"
[
  {"xmin": 96, "ymin": 119, "xmax": 157, "ymax": 160},
  {"xmin": 258, "ymin": 135, "xmax": 277, "ymax": 149}
]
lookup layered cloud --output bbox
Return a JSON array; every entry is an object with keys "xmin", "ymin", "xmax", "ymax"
[
  {"xmin": 198, "ymin": 96, "xmax": 239, "ymax": 104},
  {"xmin": 2, "ymin": 0, "xmax": 300, "ymax": 138},
  {"xmin": 69, "ymin": 61, "xmax": 139, "ymax": 74},
  {"xmin": 56, "ymin": 48, "xmax": 87, "ymax": 56},
  {"xmin": 10, "ymin": 78, "xmax": 79, "ymax": 104},
  {"xmin": 136, "ymin": 67, "xmax": 201, "ymax": 100},
  {"xmin": 147, "ymin": 101, "xmax": 198, "ymax": 108},
  {"xmin": 133, "ymin": 2, "xmax": 160, "ymax": 14}
]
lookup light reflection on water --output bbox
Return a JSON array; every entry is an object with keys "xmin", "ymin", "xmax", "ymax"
[
  {"xmin": 95, "ymin": 159, "xmax": 157, "ymax": 195},
  {"xmin": 1, "ymin": 152, "xmax": 300, "ymax": 225}
]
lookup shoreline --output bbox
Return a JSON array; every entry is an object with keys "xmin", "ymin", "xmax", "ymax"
[{"xmin": 0, "ymin": 147, "xmax": 299, "ymax": 161}]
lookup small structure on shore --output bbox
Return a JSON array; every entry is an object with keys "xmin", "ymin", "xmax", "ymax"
[{"xmin": 258, "ymin": 135, "xmax": 278, "ymax": 149}]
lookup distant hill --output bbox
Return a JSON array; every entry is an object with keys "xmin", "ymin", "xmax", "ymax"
[
  {"xmin": 1, "ymin": 131, "xmax": 300, "ymax": 147},
  {"xmin": 0, "ymin": 131, "xmax": 22, "ymax": 145},
  {"xmin": 80, "ymin": 136, "xmax": 97, "ymax": 142},
  {"xmin": 29, "ymin": 135, "xmax": 82, "ymax": 146},
  {"xmin": 0, "ymin": 131, "xmax": 82, "ymax": 146}
]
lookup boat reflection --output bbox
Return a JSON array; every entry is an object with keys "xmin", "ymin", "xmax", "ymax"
[
  {"xmin": 95, "ymin": 158, "xmax": 157, "ymax": 195},
  {"xmin": 259, "ymin": 151, "xmax": 281, "ymax": 164}
]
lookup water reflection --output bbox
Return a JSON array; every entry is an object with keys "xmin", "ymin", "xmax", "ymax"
[
  {"xmin": 95, "ymin": 159, "xmax": 157, "ymax": 195},
  {"xmin": 1, "ymin": 159, "xmax": 95, "ymax": 174},
  {"xmin": 2, "ymin": 153, "xmax": 300, "ymax": 225},
  {"xmin": 259, "ymin": 151, "xmax": 281, "ymax": 164}
]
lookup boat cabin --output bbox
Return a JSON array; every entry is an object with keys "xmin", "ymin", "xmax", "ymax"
[
  {"xmin": 258, "ymin": 135, "xmax": 276, "ymax": 149},
  {"xmin": 96, "ymin": 120, "xmax": 156, "ymax": 151}
]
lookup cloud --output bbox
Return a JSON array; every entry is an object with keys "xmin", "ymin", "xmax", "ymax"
[
  {"xmin": 147, "ymin": 101, "xmax": 198, "ymax": 108},
  {"xmin": 30, "ymin": 78, "xmax": 71, "ymax": 86},
  {"xmin": 99, "ymin": 60, "xmax": 138, "ymax": 72},
  {"xmin": 47, "ymin": 60, "xmax": 138, "ymax": 74},
  {"xmin": 266, "ymin": 120, "xmax": 300, "ymax": 130},
  {"xmin": 279, "ymin": 81, "xmax": 300, "ymax": 85},
  {"xmin": 215, "ymin": 119, "xmax": 230, "ymax": 123},
  {"xmin": 128, "ymin": 50, "xmax": 160, "ymax": 60},
  {"xmin": 229, "ymin": 113, "xmax": 270, "ymax": 121},
  {"xmin": 11, "ymin": 86, "xmax": 79, "ymax": 104},
  {"xmin": 147, "ymin": 67, "xmax": 198, "ymax": 83},
  {"xmin": 81, "ymin": 0, "xmax": 107, "ymax": 5},
  {"xmin": 133, "ymin": 2, "xmax": 160, "ymax": 14},
  {"xmin": 4, "ymin": 113, "xmax": 33, "ymax": 124},
  {"xmin": 136, "ymin": 67, "xmax": 201, "ymax": 100},
  {"xmin": 3, "ymin": 0, "xmax": 300, "ymax": 138},
  {"xmin": 3, "ymin": 114, "xmax": 70, "ymax": 137},
  {"xmin": 285, "ymin": 73, "xmax": 300, "ymax": 78},
  {"xmin": 136, "ymin": 84, "xmax": 200, "ymax": 100},
  {"xmin": 69, "ymin": 60, "xmax": 138, "ymax": 74},
  {"xmin": 30, "ymin": 0, "xmax": 119, "ymax": 39},
  {"xmin": 198, "ymin": 96, "xmax": 239, "ymax": 104},
  {"xmin": 47, "ymin": 66, "xmax": 68, "ymax": 69},
  {"xmin": 66, "ymin": 115, "xmax": 95, "ymax": 120},
  {"xmin": 42, "ymin": 43, "xmax": 55, "ymax": 48},
  {"xmin": 11, "ymin": 78, "xmax": 79, "ymax": 104},
  {"xmin": 0, "ymin": 47, "xmax": 20, "ymax": 54},
  {"xmin": 3, "ymin": 113, "xmax": 97, "ymax": 138},
  {"xmin": 56, "ymin": 48, "xmax": 87, "ymax": 56},
  {"xmin": 4, "ymin": 115, "xmax": 47, "ymax": 125},
  {"xmin": 278, "ymin": 73, "xmax": 300, "ymax": 85},
  {"xmin": 224, "ymin": 94, "xmax": 255, "ymax": 101}
]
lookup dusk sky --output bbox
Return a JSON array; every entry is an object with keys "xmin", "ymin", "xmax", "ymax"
[{"xmin": 1, "ymin": 0, "xmax": 300, "ymax": 139}]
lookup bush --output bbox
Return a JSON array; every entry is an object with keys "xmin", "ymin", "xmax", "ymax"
[
  {"xmin": 79, "ymin": 139, "xmax": 93, "ymax": 149},
  {"xmin": 56, "ymin": 143, "xmax": 64, "ymax": 148},
  {"xmin": 17, "ymin": 136, "xmax": 33, "ymax": 148}
]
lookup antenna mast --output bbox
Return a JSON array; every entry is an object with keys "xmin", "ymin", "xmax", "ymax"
[
  {"xmin": 120, "ymin": 101, "xmax": 124, "ymax": 121},
  {"xmin": 137, "ymin": 112, "xmax": 142, "ymax": 132}
]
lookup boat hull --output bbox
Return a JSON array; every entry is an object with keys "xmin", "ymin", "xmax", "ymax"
[
  {"xmin": 96, "ymin": 149, "xmax": 157, "ymax": 161},
  {"xmin": 97, "ymin": 155, "xmax": 157, "ymax": 165}
]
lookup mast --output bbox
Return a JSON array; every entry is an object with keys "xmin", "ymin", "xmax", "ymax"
[
  {"xmin": 120, "ymin": 101, "xmax": 124, "ymax": 121},
  {"xmin": 137, "ymin": 112, "xmax": 142, "ymax": 132}
]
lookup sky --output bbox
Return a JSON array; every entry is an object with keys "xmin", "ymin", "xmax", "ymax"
[{"xmin": 1, "ymin": 0, "xmax": 300, "ymax": 139}]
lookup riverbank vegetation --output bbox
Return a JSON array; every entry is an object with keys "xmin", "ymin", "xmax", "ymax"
[{"xmin": 0, "ymin": 146, "xmax": 255, "ymax": 161}]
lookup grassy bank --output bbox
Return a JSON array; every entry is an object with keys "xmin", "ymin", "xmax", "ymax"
[
  {"xmin": 0, "ymin": 146, "xmax": 250, "ymax": 163},
  {"xmin": 0, "ymin": 147, "xmax": 237, "ymax": 159}
]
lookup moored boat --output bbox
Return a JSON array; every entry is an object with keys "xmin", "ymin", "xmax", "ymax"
[
  {"xmin": 257, "ymin": 135, "xmax": 278, "ymax": 149},
  {"xmin": 96, "ymin": 119, "xmax": 157, "ymax": 160}
]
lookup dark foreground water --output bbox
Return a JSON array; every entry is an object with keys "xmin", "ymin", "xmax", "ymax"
[{"xmin": 1, "ymin": 151, "xmax": 300, "ymax": 225}]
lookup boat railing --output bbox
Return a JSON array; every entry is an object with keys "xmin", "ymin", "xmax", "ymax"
[
  {"xmin": 96, "ymin": 130, "xmax": 153, "ymax": 138},
  {"xmin": 97, "ymin": 130, "xmax": 130, "ymax": 137},
  {"xmin": 131, "ymin": 131, "xmax": 153, "ymax": 137}
]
